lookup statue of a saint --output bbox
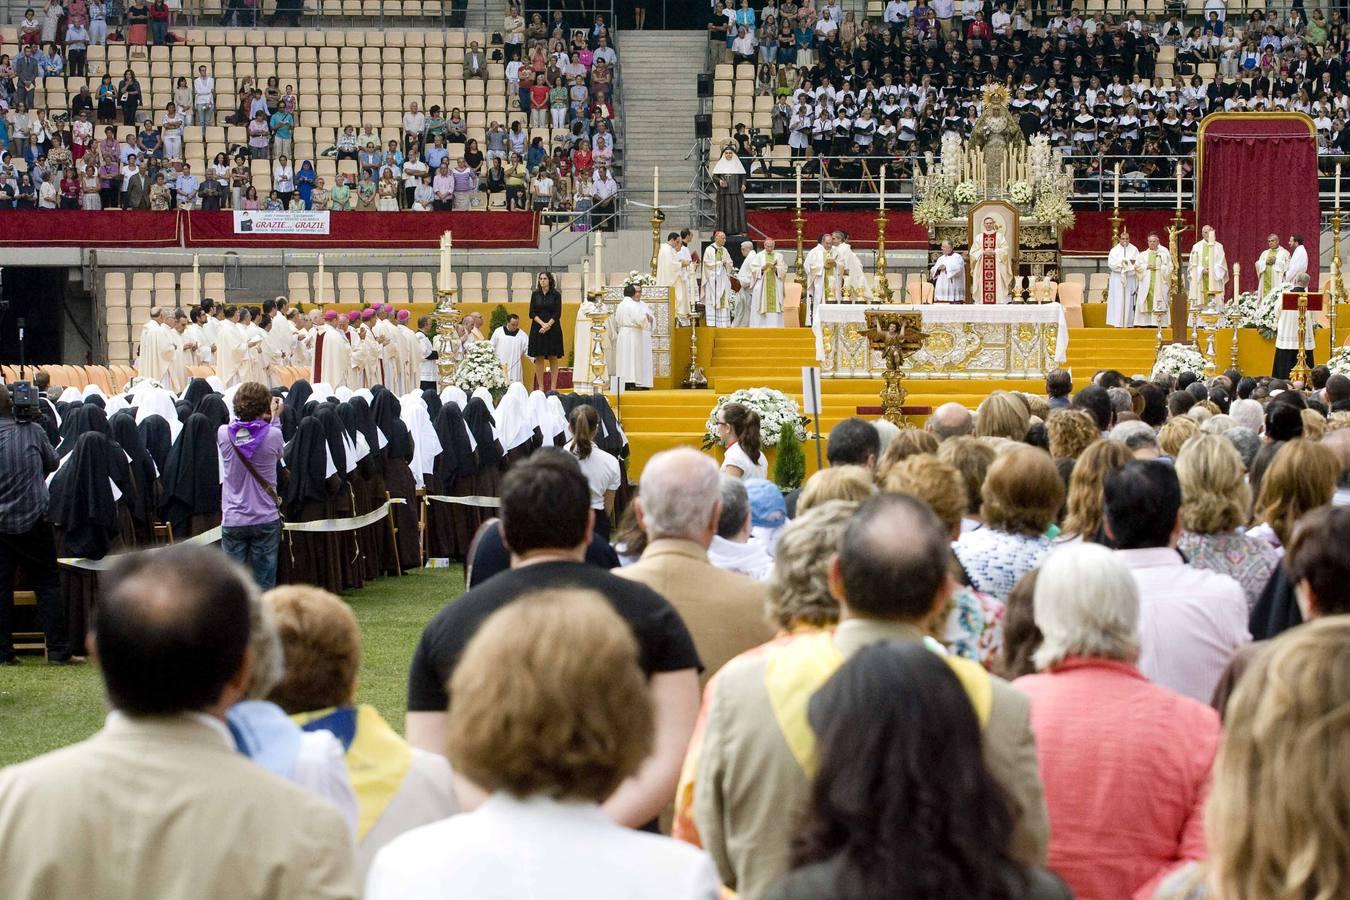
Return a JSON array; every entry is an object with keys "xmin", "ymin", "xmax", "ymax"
[{"xmin": 969, "ymin": 85, "xmax": 1024, "ymax": 198}]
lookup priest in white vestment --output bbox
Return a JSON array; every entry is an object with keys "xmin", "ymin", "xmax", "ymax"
[
  {"xmin": 180, "ymin": 312, "xmax": 206, "ymax": 371},
  {"xmin": 734, "ymin": 241, "xmax": 755, "ymax": 328},
  {"xmin": 702, "ymin": 230, "xmax": 735, "ymax": 327},
  {"xmin": 374, "ymin": 307, "xmax": 404, "ymax": 394},
  {"xmin": 352, "ymin": 311, "xmax": 385, "ymax": 388},
  {"xmin": 748, "ymin": 238, "xmax": 786, "ymax": 328},
  {"xmin": 239, "ymin": 313, "xmax": 271, "ymax": 386},
  {"xmin": 969, "ymin": 217, "xmax": 1012, "ymax": 304},
  {"xmin": 614, "ymin": 284, "xmax": 654, "ymax": 388},
  {"xmin": 656, "ymin": 233, "xmax": 692, "ymax": 324},
  {"xmin": 1106, "ymin": 232, "xmax": 1140, "ymax": 327},
  {"xmin": 313, "ymin": 311, "xmax": 355, "ymax": 389},
  {"xmin": 490, "ymin": 315, "xmax": 531, "ymax": 383},
  {"xmin": 831, "ymin": 230, "xmax": 869, "ymax": 299},
  {"xmin": 395, "ymin": 312, "xmax": 421, "ymax": 395},
  {"xmin": 573, "ymin": 291, "xmax": 614, "ymax": 388},
  {"xmin": 1133, "ymin": 232, "xmax": 1172, "ymax": 328},
  {"xmin": 1254, "ymin": 233, "xmax": 1291, "ymax": 299},
  {"xmin": 804, "ymin": 233, "xmax": 835, "ymax": 325},
  {"xmin": 1188, "ymin": 225, "xmax": 1228, "ymax": 308},
  {"xmin": 930, "ymin": 240, "xmax": 966, "ymax": 303},
  {"xmin": 137, "ymin": 309, "xmax": 174, "ymax": 386},
  {"xmin": 266, "ymin": 297, "xmax": 296, "ymax": 369},
  {"xmin": 164, "ymin": 316, "xmax": 189, "ymax": 392},
  {"xmin": 213, "ymin": 310, "xmax": 247, "ymax": 387},
  {"xmin": 1273, "ymin": 237, "xmax": 1315, "ymax": 378}
]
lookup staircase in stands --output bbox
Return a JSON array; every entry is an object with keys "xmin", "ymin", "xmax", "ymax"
[{"xmin": 618, "ymin": 310, "xmax": 1159, "ymax": 478}]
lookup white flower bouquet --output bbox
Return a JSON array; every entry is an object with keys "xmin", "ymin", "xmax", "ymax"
[
  {"xmin": 1150, "ymin": 343, "xmax": 1208, "ymax": 381},
  {"xmin": 451, "ymin": 341, "xmax": 508, "ymax": 393},
  {"xmin": 703, "ymin": 387, "xmax": 809, "ymax": 448},
  {"xmin": 1007, "ymin": 180, "xmax": 1034, "ymax": 205},
  {"xmin": 1326, "ymin": 346, "xmax": 1350, "ymax": 378},
  {"xmin": 623, "ymin": 270, "xmax": 657, "ymax": 291},
  {"xmin": 1228, "ymin": 289, "xmax": 1278, "ymax": 339},
  {"xmin": 953, "ymin": 180, "xmax": 979, "ymax": 205},
  {"xmin": 1033, "ymin": 192, "xmax": 1076, "ymax": 231},
  {"xmin": 913, "ymin": 193, "xmax": 954, "ymax": 227}
]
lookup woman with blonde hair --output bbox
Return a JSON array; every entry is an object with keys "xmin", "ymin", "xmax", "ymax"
[
  {"xmin": 1046, "ymin": 409, "xmax": 1099, "ymax": 460},
  {"xmin": 368, "ymin": 589, "xmax": 719, "ymax": 898},
  {"xmin": 874, "ymin": 427, "xmax": 939, "ymax": 481},
  {"xmin": 1248, "ymin": 439, "xmax": 1341, "ymax": 550},
  {"xmin": 1058, "ymin": 440, "xmax": 1132, "ymax": 543},
  {"xmin": 1175, "ymin": 435, "xmax": 1281, "ymax": 609},
  {"xmin": 795, "ymin": 465, "xmax": 874, "ymax": 514},
  {"xmin": 1158, "ymin": 416, "xmax": 1198, "ymax": 457},
  {"xmin": 975, "ymin": 391, "xmax": 1031, "ymax": 441},
  {"xmin": 1159, "ymin": 617, "xmax": 1350, "ymax": 900},
  {"xmin": 954, "ymin": 445, "xmax": 1064, "ymax": 603}
]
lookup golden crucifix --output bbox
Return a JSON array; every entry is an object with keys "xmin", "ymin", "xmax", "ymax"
[{"xmin": 863, "ymin": 310, "xmax": 928, "ymax": 426}]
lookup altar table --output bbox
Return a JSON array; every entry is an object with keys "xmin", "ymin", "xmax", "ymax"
[{"xmin": 815, "ymin": 303, "xmax": 1068, "ymax": 379}]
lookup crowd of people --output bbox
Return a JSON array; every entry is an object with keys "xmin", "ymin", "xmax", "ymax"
[
  {"xmin": 4, "ymin": 348, "xmax": 1350, "ymax": 898},
  {"xmin": 717, "ymin": 0, "xmax": 1350, "ymax": 191}
]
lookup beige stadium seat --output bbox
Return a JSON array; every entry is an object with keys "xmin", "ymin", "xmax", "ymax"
[
  {"xmin": 386, "ymin": 272, "xmax": 411, "ymax": 303},
  {"xmin": 509, "ymin": 271, "xmax": 532, "ymax": 296},
  {"xmin": 204, "ymin": 272, "xmax": 226, "ymax": 295},
  {"xmin": 410, "ymin": 272, "xmax": 435, "ymax": 303},
  {"xmin": 485, "ymin": 271, "xmax": 508, "ymax": 293},
  {"xmin": 313, "ymin": 270, "xmax": 336, "ymax": 300},
  {"xmin": 105, "ymin": 272, "xmax": 127, "ymax": 292},
  {"xmin": 1058, "ymin": 282, "xmax": 1085, "ymax": 328},
  {"xmin": 459, "ymin": 271, "xmax": 484, "ymax": 302},
  {"xmin": 1087, "ymin": 272, "xmax": 1110, "ymax": 303}
]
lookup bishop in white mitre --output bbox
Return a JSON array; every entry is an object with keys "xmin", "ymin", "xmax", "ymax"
[
  {"xmin": 1254, "ymin": 233, "xmax": 1291, "ymax": 299},
  {"xmin": 748, "ymin": 238, "xmax": 787, "ymax": 328},
  {"xmin": 930, "ymin": 240, "xmax": 966, "ymax": 303},
  {"xmin": 1188, "ymin": 225, "xmax": 1228, "ymax": 308},
  {"xmin": 614, "ymin": 284, "xmax": 654, "ymax": 388},
  {"xmin": 1133, "ymin": 232, "xmax": 1172, "ymax": 328},
  {"xmin": 702, "ymin": 230, "xmax": 735, "ymax": 327},
  {"xmin": 1106, "ymin": 232, "xmax": 1140, "ymax": 328},
  {"xmin": 969, "ymin": 216, "xmax": 1012, "ymax": 304}
]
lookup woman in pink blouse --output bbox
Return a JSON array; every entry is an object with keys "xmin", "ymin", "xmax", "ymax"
[{"xmin": 1014, "ymin": 544, "xmax": 1220, "ymax": 900}]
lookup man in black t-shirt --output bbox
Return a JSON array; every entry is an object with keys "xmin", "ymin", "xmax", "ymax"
[{"xmin": 405, "ymin": 451, "xmax": 702, "ymax": 829}]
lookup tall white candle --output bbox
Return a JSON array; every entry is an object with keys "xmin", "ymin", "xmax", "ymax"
[
  {"xmin": 191, "ymin": 254, "xmax": 199, "ymax": 308},
  {"xmin": 1176, "ymin": 165, "xmax": 1183, "ymax": 211},
  {"xmin": 879, "ymin": 167, "xmax": 885, "ymax": 211},
  {"xmin": 1337, "ymin": 163, "xmax": 1342, "ymax": 210},
  {"xmin": 1113, "ymin": 162, "xmax": 1121, "ymax": 207},
  {"xmin": 795, "ymin": 165, "xmax": 802, "ymax": 208},
  {"xmin": 317, "ymin": 254, "xmax": 325, "ymax": 306},
  {"xmin": 653, "ymin": 166, "xmax": 660, "ymax": 209},
  {"xmin": 1232, "ymin": 262, "xmax": 1239, "ymax": 300},
  {"xmin": 595, "ymin": 230, "xmax": 604, "ymax": 284},
  {"xmin": 582, "ymin": 257, "xmax": 590, "ymax": 296}
]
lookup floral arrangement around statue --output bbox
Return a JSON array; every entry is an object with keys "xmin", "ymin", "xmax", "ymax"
[
  {"xmin": 1326, "ymin": 346, "xmax": 1350, "ymax": 378},
  {"xmin": 1007, "ymin": 180, "xmax": 1034, "ymax": 205},
  {"xmin": 914, "ymin": 131, "xmax": 1075, "ymax": 229},
  {"xmin": 953, "ymin": 180, "xmax": 979, "ymax": 204},
  {"xmin": 702, "ymin": 387, "xmax": 810, "ymax": 449},
  {"xmin": 451, "ymin": 340, "xmax": 508, "ymax": 393},
  {"xmin": 1151, "ymin": 343, "xmax": 1208, "ymax": 381},
  {"xmin": 623, "ymin": 270, "xmax": 657, "ymax": 291},
  {"xmin": 1228, "ymin": 290, "xmax": 1278, "ymax": 339}
]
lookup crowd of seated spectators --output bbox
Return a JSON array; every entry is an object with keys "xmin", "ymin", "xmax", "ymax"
[
  {"xmin": 714, "ymin": 0, "xmax": 1350, "ymax": 194},
  {"xmin": 0, "ymin": 5, "xmax": 620, "ymax": 213}
]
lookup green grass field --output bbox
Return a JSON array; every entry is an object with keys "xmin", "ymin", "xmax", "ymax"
[{"xmin": 0, "ymin": 567, "xmax": 464, "ymax": 768}]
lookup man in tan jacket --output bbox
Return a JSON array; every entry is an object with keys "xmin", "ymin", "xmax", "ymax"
[
  {"xmin": 618, "ymin": 448, "xmax": 775, "ymax": 685},
  {"xmin": 688, "ymin": 493, "xmax": 1049, "ymax": 900},
  {"xmin": 0, "ymin": 545, "xmax": 358, "ymax": 900}
]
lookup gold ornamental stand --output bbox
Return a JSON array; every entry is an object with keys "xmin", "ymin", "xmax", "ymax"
[
  {"xmin": 1290, "ymin": 293, "xmax": 1315, "ymax": 385},
  {"xmin": 863, "ymin": 310, "xmax": 926, "ymax": 427},
  {"xmin": 793, "ymin": 206, "xmax": 806, "ymax": 289},
  {"xmin": 433, "ymin": 288, "xmax": 463, "ymax": 388},
  {"xmin": 649, "ymin": 206, "xmax": 663, "ymax": 277},
  {"xmin": 586, "ymin": 289, "xmax": 611, "ymax": 395},
  {"xmin": 1331, "ymin": 210, "xmax": 1344, "ymax": 348},
  {"xmin": 1166, "ymin": 213, "xmax": 1191, "ymax": 348},
  {"xmin": 874, "ymin": 207, "xmax": 894, "ymax": 302}
]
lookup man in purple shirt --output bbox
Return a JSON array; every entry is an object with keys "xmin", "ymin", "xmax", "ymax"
[{"xmin": 217, "ymin": 382, "xmax": 285, "ymax": 590}]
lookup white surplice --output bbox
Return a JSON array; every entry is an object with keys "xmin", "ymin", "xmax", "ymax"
[
  {"xmin": 930, "ymin": 252, "xmax": 966, "ymax": 303},
  {"xmin": 1106, "ymin": 241, "xmax": 1140, "ymax": 327}
]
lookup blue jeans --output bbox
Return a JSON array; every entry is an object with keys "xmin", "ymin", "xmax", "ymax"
[{"xmin": 221, "ymin": 519, "xmax": 281, "ymax": 591}]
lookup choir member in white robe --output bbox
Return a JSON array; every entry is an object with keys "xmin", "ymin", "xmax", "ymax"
[
  {"xmin": 930, "ymin": 240, "xmax": 966, "ymax": 303},
  {"xmin": 199, "ymin": 307, "xmax": 220, "ymax": 365},
  {"xmin": 1187, "ymin": 225, "xmax": 1228, "ymax": 308},
  {"xmin": 179, "ymin": 311, "xmax": 206, "ymax": 372},
  {"xmin": 702, "ymin": 231, "xmax": 735, "ymax": 327},
  {"xmin": 1254, "ymin": 234, "xmax": 1291, "ymax": 299},
  {"xmin": 804, "ymin": 233, "xmax": 835, "ymax": 325},
  {"xmin": 614, "ymin": 285, "xmax": 654, "ymax": 388},
  {"xmin": 1273, "ymin": 238, "xmax": 1315, "ymax": 378},
  {"xmin": 490, "ymin": 316, "xmax": 531, "ymax": 383},
  {"xmin": 831, "ymin": 231, "xmax": 870, "ymax": 299},
  {"xmin": 1133, "ymin": 232, "xmax": 1172, "ymax": 328},
  {"xmin": 969, "ymin": 217, "xmax": 1012, "ymax": 305},
  {"xmin": 656, "ymin": 232, "xmax": 692, "ymax": 324},
  {"xmin": 212, "ymin": 308, "xmax": 247, "ymax": 387},
  {"xmin": 1106, "ymin": 233, "xmax": 1140, "ymax": 327},
  {"xmin": 748, "ymin": 238, "xmax": 787, "ymax": 329},
  {"xmin": 313, "ymin": 312, "xmax": 355, "ymax": 389},
  {"xmin": 572, "ymin": 292, "xmax": 614, "ymax": 388},
  {"xmin": 734, "ymin": 241, "xmax": 755, "ymax": 328},
  {"xmin": 136, "ymin": 309, "xmax": 174, "ymax": 386}
]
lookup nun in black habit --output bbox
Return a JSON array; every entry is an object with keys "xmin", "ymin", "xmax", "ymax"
[
  {"xmin": 315, "ymin": 404, "xmax": 364, "ymax": 592},
  {"xmin": 137, "ymin": 415, "xmax": 172, "ymax": 474},
  {"xmin": 181, "ymin": 377, "xmax": 213, "ymax": 411},
  {"xmin": 277, "ymin": 416, "xmax": 344, "ymax": 594},
  {"xmin": 372, "ymin": 391, "xmax": 421, "ymax": 571},
  {"xmin": 159, "ymin": 412, "xmax": 222, "ymax": 540},
  {"xmin": 47, "ymin": 432, "xmax": 123, "ymax": 650},
  {"xmin": 109, "ymin": 411, "xmax": 161, "ymax": 545},
  {"xmin": 463, "ymin": 396, "xmax": 505, "ymax": 502},
  {"xmin": 348, "ymin": 397, "xmax": 396, "ymax": 578},
  {"xmin": 427, "ymin": 401, "xmax": 480, "ymax": 561},
  {"xmin": 195, "ymin": 394, "xmax": 231, "ymax": 429}
]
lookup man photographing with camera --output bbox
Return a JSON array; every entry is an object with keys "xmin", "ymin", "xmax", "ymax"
[{"xmin": 0, "ymin": 382, "xmax": 74, "ymax": 666}]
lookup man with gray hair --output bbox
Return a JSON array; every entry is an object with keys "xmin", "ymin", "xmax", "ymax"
[
  {"xmin": 925, "ymin": 401, "xmax": 974, "ymax": 441},
  {"xmin": 733, "ymin": 240, "xmax": 755, "ymax": 328},
  {"xmin": 136, "ymin": 306, "xmax": 174, "ymax": 387},
  {"xmin": 1228, "ymin": 397, "xmax": 1264, "ymax": 433},
  {"xmin": 706, "ymin": 474, "xmax": 774, "ymax": 581},
  {"xmin": 1222, "ymin": 426, "xmax": 1261, "ymax": 469},
  {"xmin": 1109, "ymin": 419, "xmax": 1162, "ymax": 459},
  {"xmin": 1014, "ymin": 543, "xmax": 1220, "ymax": 900},
  {"xmin": 618, "ymin": 448, "xmax": 772, "ymax": 683},
  {"xmin": 1106, "ymin": 387, "xmax": 1133, "ymax": 417}
]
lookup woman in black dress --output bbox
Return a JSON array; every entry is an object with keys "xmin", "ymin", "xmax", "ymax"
[{"xmin": 527, "ymin": 271, "xmax": 563, "ymax": 392}]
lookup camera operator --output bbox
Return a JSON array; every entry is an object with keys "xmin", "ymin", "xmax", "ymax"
[{"xmin": 0, "ymin": 383, "xmax": 73, "ymax": 665}]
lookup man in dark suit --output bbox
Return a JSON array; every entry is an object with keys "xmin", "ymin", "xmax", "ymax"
[{"xmin": 123, "ymin": 159, "xmax": 151, "ymax": 210}]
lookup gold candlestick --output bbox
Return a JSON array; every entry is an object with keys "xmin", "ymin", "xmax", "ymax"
[
  {"xmin": 432, "ymin": 287, "xmax": 462, "ymax": 388},
  {"xmin": 1291, "ymin": 293, "xmax": 1314, "ymax": 385},
  {"xmin": 649, "ymin": 207, "xmax": 663, "ymax": 278},
  {"xmin": 586, "ymin": 289, "xmax": 610, "ymax": 395},
  {"xmin": 1332, "ymin": 211, "xmax": 1344, "ymax": 349},
  {"xmin": 1109, "ymin": 208, "xmax": 1123, "ymax": 246},
  {"xmin": 874, "ymin": 207, "xmax": 893, "ymax": 302},
  {"xmin": 793, "ymin": 206, "xmax": 807, "ymax": 289},
  {"xmin": 682, "ymin": 309, "xmax": 707, "ymax": 389},
  {"xmin": 1230, "ymin": 263, "xmax": 1241, "ymax": 370}
]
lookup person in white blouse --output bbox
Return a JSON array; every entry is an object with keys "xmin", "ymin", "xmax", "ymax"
[
  {"xmin": 716, "ymin": 401, "xmax": 768, "ymax": 480},
  {"xmin": 365, "ymin": 589, "xmax": 720, "ymax": 900}
]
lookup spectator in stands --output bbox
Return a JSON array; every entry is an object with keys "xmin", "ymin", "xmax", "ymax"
[
  {"xmin": 411, "ymin": 173, "xmax": 433, "ymax": 211},
  {"xmin": 503, "ymin": 3, "xmax": 525, "ymax": 62},
  {"xmin": 269, "ymin": 105, "xmax": 294, "ymax": 161},
  {"xmin": 1016, "ymin": 543, "xmax": 1218, "ymax": 900},
  {"xmin": 504, "ymin": 152, "xmax": 528, "ymax": 210},
  {"xmin": 174, "ymin": 162, "xmax": 198, "ymax": 210},
  {"xmin": 328, "ymin": 174, "xmax": 352, "ymax": 212},
  {"xmin": 401, "ymin": 101, "xmax": 425, "ymax": 155},
  {"xmin": 125, "ymin": 0, "xmax": 150, "ymax": 45},
  {"xmin": 0, "ymin": 546, "xmax": 357, "ymax": 897},
  {"xmin": 530, "ymin": 165, "xmax": 554, "ymax": 210},
  {"xmin": 431, "ymin": 160, "xmax": 453, "ymax": 211},
  {"xmin": 117, "ymin": 69, "xmax": 142, "ymax": 126},
  {"xmin": 528, "ymin": 73, "xmax": 549, "ymax": 128},
  {"xmin": 247, "ymin": 110, "xmax": 270, "ymax": 160},
  {"xmin": 240, "ymin": 184, "xmax": 260, "ymax": 210}
]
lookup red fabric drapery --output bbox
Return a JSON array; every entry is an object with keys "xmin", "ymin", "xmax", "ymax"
[
  {"xmin": 0, "ymin": 210, "xmax": 540, "ymax": 248},
  {"xmin": 1198, "ymin": 113, "xmax": 1320, "ymax": 295},
  {"xmin": 0, "ymin": 210, "xmax": 181, "ymax": 246},
  {"xmin": 1060, "ymin": 210, "xmax": 1196, "ymax": 255}
]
